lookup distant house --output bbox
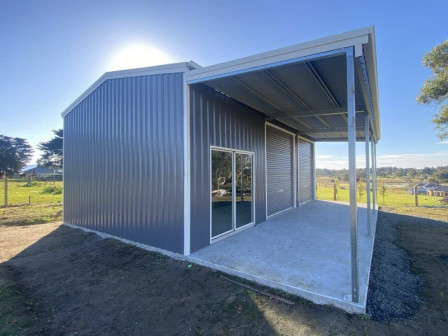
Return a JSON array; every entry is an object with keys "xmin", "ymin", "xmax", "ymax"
[
  {"xmin": 427, "ymin": 186, "xmax": 448, "ymax": 197},
  {"xmin": 409, "ymin": 183, "xmax": 438, "ymax": 195},
  {"xmin": 22, "ymin": 166, "xmax": 61, "ymax": 178}
]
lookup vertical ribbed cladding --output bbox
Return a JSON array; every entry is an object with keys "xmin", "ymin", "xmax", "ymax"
[
  {"xmin": 298, "ymin": 138, "xmax": 315, "ymax": 204},
  {"xmin": 63, "ymin": 72, "xmax": 184, "ymax": 253},
  {"xmin": 189, "ymin": 84, "xmax": 266, "ymax": 253}
]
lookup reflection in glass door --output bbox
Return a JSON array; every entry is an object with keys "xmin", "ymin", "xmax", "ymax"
[
  {"xmin": 211, "ymin": 150, "xmax": 233, "ymax": 237},
  {"xmin": 236, "ymin": 153, "xmax": 253, "ymax": 228},
  {"xmin": 211, "ymin": 148, "xmax": 253, "ymax": 240}
]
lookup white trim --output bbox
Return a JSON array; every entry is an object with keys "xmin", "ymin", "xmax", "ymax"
[
  {"xmin": 183, "ymin": 79, "xmax": 191, "ymax": 255},
  {"xmin": 211, "ymin": 222, "xmax": 255, "ymax": 244},
  {"xmin": 210, "ymin": 146, "xmax": 255, "ymax": 243},
  {"xmin": 61, "ymin": 62, "xmax": 199, "ymax": 118},
  {"xmin": 265, "ymin": 121, "xmax": 296, "ymax": 136},
  {"xmin": 185, "ymin": 27, "xmax": 372, "ymax": 83},
  {"xmin": 267, "ymin": 206, "xmax": 294, "ymax": 220},
  {"xmin": 264, "ymin": 123, "xmax": 268, "ymax": 220},
  {"xmin": 292, "ymin": 134, "xmax": 297, "ymax": 208}
]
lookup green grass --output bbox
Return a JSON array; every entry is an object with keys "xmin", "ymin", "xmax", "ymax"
[
  {"xmin": 0, "ymin": 178, "xmax": 62, "ymax": 206},
  {"xmin": 316, "ymin": 182, "xmax": 448, "ymax": 222},
  {"xmin": 317, "ymin": 184, "xmax": 444, "ymax": 207},
  {"xmin": 0, "ymin": 203, "xmax": 62, "ymax": 226}
]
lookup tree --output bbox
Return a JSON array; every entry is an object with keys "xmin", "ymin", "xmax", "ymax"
[
  {"xmin": 417, "ymin": 40, "xmax": 448, "ymax": 139},
  {"xmin": 38, "ymin": 129, "xmax": 63, "ymax": 169},
  {"xmin": 429, "ymin": 169, "xmax": 448, "ymax": 184},
  {"xmin": 0, "ymin": 135, "xmax": 34, "ymax": 176}
]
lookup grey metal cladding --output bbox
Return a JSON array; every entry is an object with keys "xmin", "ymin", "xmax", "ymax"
[
  {"xmin": 63, "ymin": 72, "xmax": 185, "ymax": 253},
  {"xmin": 298, "ymin": 138, "xmax": 314, "ymax": 203},
  {"xmin": 189, "ymin": 84, "xmax": 266, "ymax": 253},
  {"xmin": 266, "ymin": 125, "xmax": 294, "ymax": 216}
]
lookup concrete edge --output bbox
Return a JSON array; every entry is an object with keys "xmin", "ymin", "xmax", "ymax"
[
  {"xmin": 187, "ymin": 256, "xmax": 365, "ymax": 314},
  {"xmin": 63, "ymin": 221, "xmax": 368, "ymax": 314}
]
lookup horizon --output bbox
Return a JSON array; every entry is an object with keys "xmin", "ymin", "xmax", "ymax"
[{"xmin": 1, "ymin": 1, "xmax": 447, "ymax": 169}]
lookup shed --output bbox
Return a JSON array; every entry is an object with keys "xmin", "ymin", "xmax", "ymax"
[
  {"xmin": 62, "ymin": 27, "xmax": 380, "ymax": 312},
  {"xmin": 22, "ymin": 166, "xmax": 60, "ymax": 178}
]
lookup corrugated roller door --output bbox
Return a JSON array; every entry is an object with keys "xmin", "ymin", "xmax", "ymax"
[
  {"xmin": 298, "ymin": 139, "xmax": 314, "ymax": 204},
  {"xmin": 266, "ymin": 125, "xmax": 293, "ymax": 217}
]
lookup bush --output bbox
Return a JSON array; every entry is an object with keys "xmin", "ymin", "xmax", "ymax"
[{"xmin": 41, "ymin": 185, "xmax": 63, "ymax": 195}]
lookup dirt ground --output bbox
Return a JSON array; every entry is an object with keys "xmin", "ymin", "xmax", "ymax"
[{"xmin": 1, "ymin": 208, "xmax": 447, "ymax": 335}]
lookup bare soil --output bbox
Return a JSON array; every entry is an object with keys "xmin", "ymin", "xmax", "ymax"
[{"xmin": 1, "ymin": 208, "xmax": 447, "ymax": 335}]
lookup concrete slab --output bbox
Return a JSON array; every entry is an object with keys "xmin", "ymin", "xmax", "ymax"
[{"xmin": 188, "ymin": 200, "xmax": 378, "ymax": 314}]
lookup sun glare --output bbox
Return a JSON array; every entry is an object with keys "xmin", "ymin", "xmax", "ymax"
[{"xmin": 108, "ymin": 43, "xmax": 174, "ymax": 71}]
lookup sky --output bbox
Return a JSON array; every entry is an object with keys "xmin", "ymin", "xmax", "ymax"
[{"xmin": 1, "ymin": 0, "xmax": 448, "ymax": 169}]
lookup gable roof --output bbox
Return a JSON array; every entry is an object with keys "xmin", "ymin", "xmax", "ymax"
[{"xmin": 61, "ymin": 61, "xmax": 201, "ymax": 118}]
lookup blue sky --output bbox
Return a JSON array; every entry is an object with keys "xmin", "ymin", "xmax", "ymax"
[{"xmin": 1, "ymin": 0, "xmax": 447, "ymax": 169}]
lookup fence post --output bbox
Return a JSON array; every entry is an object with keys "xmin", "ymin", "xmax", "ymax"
[
  {"xmin": 414, "ymin": 186, "xmax": 418, "ymax": 207},
  {"xmin": 333, "ymin": 182, "xmax": 337, "ymax": 201}
]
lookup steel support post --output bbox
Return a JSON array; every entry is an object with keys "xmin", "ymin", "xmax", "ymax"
[
  {"xmin": 365, "ymin": 114, "xmax": 371, "ymax": 237},
  {"xmin": 372, "ymin": 141, "xmax": 377, "ymax": 211},
  {"xmin": 347, "ymin": 48, "xmax": 359, "ymax": 303}
]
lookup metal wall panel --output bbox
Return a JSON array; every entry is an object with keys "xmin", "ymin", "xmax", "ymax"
[
  {"xmin": 189, "ymin": 84, "xmax": 266, "ymax": 253},
  {"xmin": 266, "ymin": 125, "xmax": 294, "ymax": 216},
  {"xmin": 64, "ymin": 73, "xmax": 185, "ymax": 253},
  {"xmin": 298, "ymin": 138, "xmax": 314, "ymax": 204}
]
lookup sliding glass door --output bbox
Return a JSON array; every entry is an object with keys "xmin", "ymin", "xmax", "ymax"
[
  {"xmin": 236, "ymin": 153, "xmax": 253, "ymax": 228},
  {"xmin": 211, "ymin": 148, "xmax": 254, "ymax": 240}
]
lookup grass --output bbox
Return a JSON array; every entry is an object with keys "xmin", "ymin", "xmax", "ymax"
[
  {"xmin": 0, "ymin": 203, "xmax": 62, "ymax": 226},
  {"xmin": 316, "ymin": 181, "xmax": 448, "ymax": 222},
  {"xmin": 0, "ymin": 178, "xmax": 62, "ymax": 206}
]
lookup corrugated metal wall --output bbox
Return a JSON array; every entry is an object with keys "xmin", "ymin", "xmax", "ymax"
[
  {"xmin": 266, "ymin": 125, "xmax": 294, "ymax": 217},
  {"xmin": 298, "ymin": 138, "xmax": 315, "ymax": 204},
  {"xmin": 189, "ymin": 84, "xmax": 266, "ymax": 253},
  {"xmin": 64, "ymin": 72, "xmax": 185, "ymax": 253}
]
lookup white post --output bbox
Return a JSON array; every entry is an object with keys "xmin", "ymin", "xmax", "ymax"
[
  {"xmin": 347, "ymin": 48, "xmax": 359, "ymax": 303},
  {"xmin": 365, "ymin": 114, "xmax": 371, "ymax": 237},
  {"xmin": 372, "ymin": 141, "xmax": 377, "ymax": 211}
]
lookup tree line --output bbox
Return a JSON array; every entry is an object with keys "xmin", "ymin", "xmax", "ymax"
[
  {"xmin": 0, "ymin": 129, "xmax": 63, "ymax": 177},
  {"xmin": 316, "ymin": 166, "xmax": 448, "ymax": 184}
]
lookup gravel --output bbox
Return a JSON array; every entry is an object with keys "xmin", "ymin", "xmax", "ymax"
[{"xmin": 366, "ymin": 212, "xmax": 422, "ymax": 321}]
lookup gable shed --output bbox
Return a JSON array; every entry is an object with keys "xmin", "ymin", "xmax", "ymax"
[{"xmin": 62, "ymin": 27, "xmax": 380, "ymax": 313}]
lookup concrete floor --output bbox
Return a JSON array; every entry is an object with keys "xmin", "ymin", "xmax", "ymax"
[{"xmin": 189, "ymin": 200, "xmax": 378, "ymax": 313}]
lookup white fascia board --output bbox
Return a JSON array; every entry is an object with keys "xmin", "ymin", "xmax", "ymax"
[
  {"xmin": 185, "ymin": 27, "xmax": 372, "ymax": 83},
  {"xmin": 61, "ymin": 62, "xmax": 196, "ymax": 118}
]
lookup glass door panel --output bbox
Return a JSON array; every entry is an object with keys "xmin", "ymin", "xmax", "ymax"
[
  {"xmin": 211, "ymin": 150, "xmax": 233, "ymax": 238},
  {"xmin": 236, "ymin": 153, "xmax": 253, "ymax": 228}
]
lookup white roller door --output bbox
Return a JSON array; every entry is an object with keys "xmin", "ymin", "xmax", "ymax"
[
  {"xmin": 298, "ymin": 138, "xmax": 314, "ymax": 204},
  {"xmin": 266, "ymin": 125, "xmax": 294, "ymax": 217}
]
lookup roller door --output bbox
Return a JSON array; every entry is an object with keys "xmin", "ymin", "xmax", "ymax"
[
  {"xmin": 266, "ymin": 125, "xmax": 294, "ymax": 217},
  {"xmin": 298, "ymin": 138, "xmax": 314, "ymax": 204}
]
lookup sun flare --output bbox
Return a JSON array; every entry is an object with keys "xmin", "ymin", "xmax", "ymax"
[{"xmin": 108, "ymin": 43, "xmax": 174, "ymax": 71}]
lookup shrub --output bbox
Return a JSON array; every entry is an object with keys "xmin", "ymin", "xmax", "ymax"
[{"xmin": 41, "ymin": 185, "xmax": 63, "ymax": 195}]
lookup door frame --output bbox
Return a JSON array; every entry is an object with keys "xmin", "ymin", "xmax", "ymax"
[{"xmin": 209, "ymin": 146, "xmax": 255, "ymax": 243}]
